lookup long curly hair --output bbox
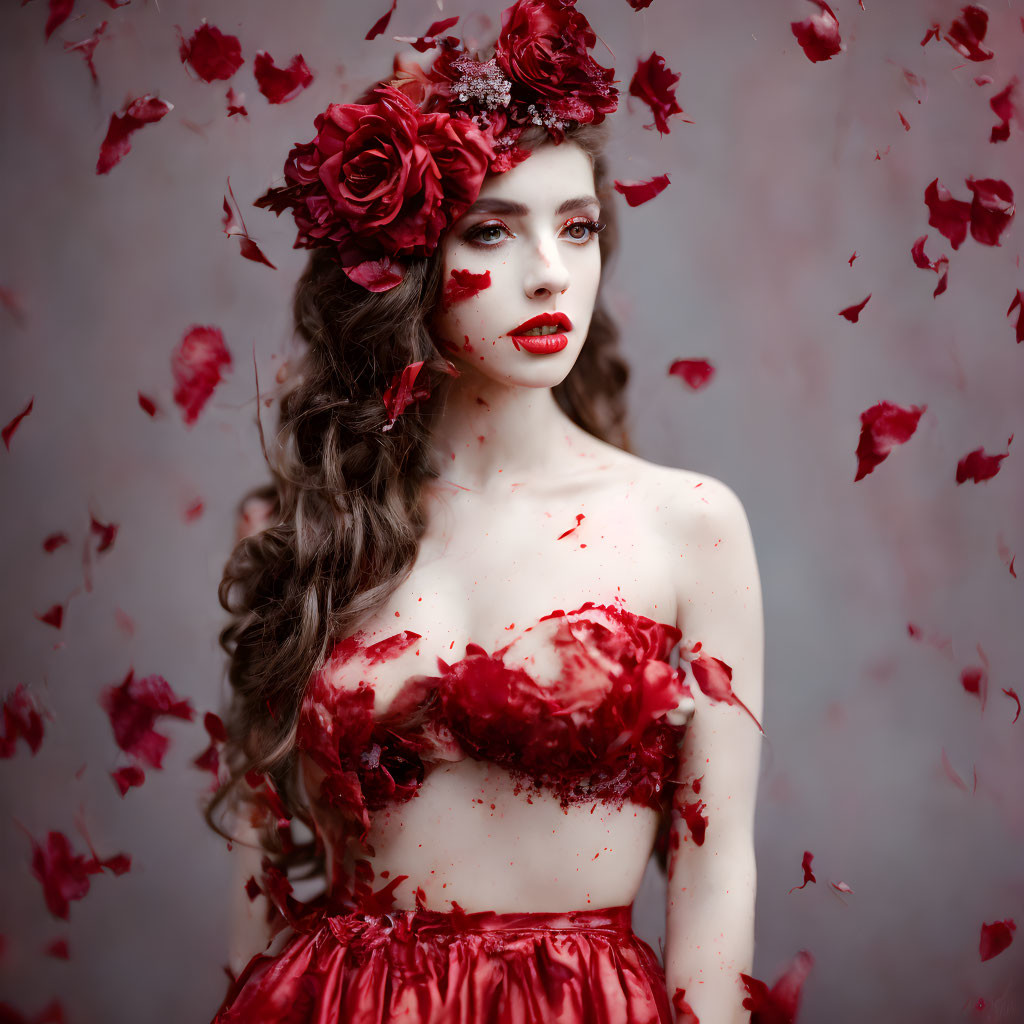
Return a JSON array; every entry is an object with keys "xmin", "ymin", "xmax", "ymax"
[{"xmin": 203, "ymin": 118, "xmax": 633, "ymax": 887}]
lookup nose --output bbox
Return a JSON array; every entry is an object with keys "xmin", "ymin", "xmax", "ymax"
[{"xmin": 522, "ymin": 234, "xmax": 570, "ymax": 299}]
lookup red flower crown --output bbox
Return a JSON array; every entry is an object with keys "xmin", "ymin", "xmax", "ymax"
[{"xmin": 253, "ymin": 0, "xmax": 618, "ymax": 292}]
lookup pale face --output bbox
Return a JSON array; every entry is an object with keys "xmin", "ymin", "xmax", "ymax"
[{"xmin": 430, "ymin": 141, "xmax": 603, "ymax": 387}]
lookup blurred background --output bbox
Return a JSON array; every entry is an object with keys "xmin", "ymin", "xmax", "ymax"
[{"xmin": 1, "ymin": 0, "xmax": 1022, "ymax": 1020}]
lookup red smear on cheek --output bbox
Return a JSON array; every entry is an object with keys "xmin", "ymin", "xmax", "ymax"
[
  {"xmin": 668, "ymin": 359, "xmax": 714, "ymax": 390},
  {"xmin": 853, "ymin": 401, "xmax": 926, "ymax": 481},
  {"xmin": 443, "ymin": 269, "xmax": 491, "ymax": 311}
]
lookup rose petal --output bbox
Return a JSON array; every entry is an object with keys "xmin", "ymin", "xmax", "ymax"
[
  {"xmin": 980, "ymin": 919, "xmax": 1016, "ymax": 961},
  {"xmin": 34, "ymin": 604, "xmax": 64, "ymax": 630},
  {"xmin": 790, "ymin": 0, "xmax": 843, "ymax": 63},
  {"xmin": 365, "ymin": 0, "xmax": 398, "ymax": 41},
  {"xmin": 253, "ymin": 51, "xmax": 313, "ymax": 104},
  {"xmin": 394, "ymin": 16, "xmax": 460, "ymax": 53},
  {"xmin": 2, "ymin": 396, "xmax": 34, "ymax": 450},
  {"xmin": 671, "ymin": 989, "xmax": 700, "ymax": 1024},
  {"xmin": 740, "ymin": 950, "xmax": 815, "ymax": 1022},
  {"xmin": 43, "ymin": 938, "xmax": 70, "ymax": 960},
  {"xmin": 1002, "ymin": 687, "xmax": 1021, "ymax": 723},
  {"xmin": 629, "ymin": 53, "xmax": 690, "ymax": 135},
  {"xmin": 381, "ymin": 361, "xmax": 432, "ymax": 431},
  {"xmin": 613, "ymin": 174, "xmax": 670, "ymax": 207},
  {"xmin": 944, "ymin": 5, "xmax": 994, "ymax": 62},
  {"xmin": 177, "ymin": 22, "xmax": 243, "ymax": 83},
  {"xmin": 42, "ymin": 532, "xmax": 69, "ymax": 553},
  {"xmin": 1008, "ymin": 290, "xmax": 1024, "ymax": 343},
  {"xmin": 110, "ymin": 764, "xmax": 145, "ymax": 796},
  {"xmin": 689, "ymin": 652, "xmax": 764, "ymax": 733},
  {"xmin": 921, "ymin": 23, "xmax": 941, "ymax": 46},
  {"xmin": 225, "ymin": 86, "xmax": 247, "ymax": 118},
  {"xmin": 171, "ymin": 325, "xmax": 232, "ymax": 426},
  {"xmin": 99, "ymin": 669, "xmax": 195, "ymax": 769},
  {"xmin": 924, "ymin": 179, "xmax": 972, "ymax": 250},
  {"xmin": 43, "ymin": 0, "xmax": 74, "ymax": 41},
  {"xmin": 839, "ymin": 294, "xmax": 871, "ymax": 322},
  {"xmin": 956, "ymin": 445, "xmax": 1009, "ymax": 483},
  {"xmin": 966, "ymin": 177, "xmax": 1015, "ymax": 246},
  {"xmin": 62, "ymin": 20, "xmax": 107, "ymax": 84},
  {"xmin": 137, "ymin": 392, "xmax": 158, "ymax": 417},
  {"xmin": 1, "ymin": 685, "xmax": 47, "ymax": 758},
  {"xmin": 668, "ymin": 359, "xmax": 715, "ymax": 391},
  {"xmin": 96, "ymin": 95, "xmax": 173, "ymax": 175},
  {"xmin": 90, "ymin": 514, "xmax": 118, "ymax": 553},
  {"xmin": 854, "ymin": 400, "xmax": 926, "ymax": 481},
  {"xmin": 788, "ymin": 850, "xmax": 816, "ymax": 893}
]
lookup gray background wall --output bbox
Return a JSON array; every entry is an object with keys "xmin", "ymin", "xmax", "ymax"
[{"xmin": 2, "ymin": 0, "xmax": 1022, "ymax": 1020}]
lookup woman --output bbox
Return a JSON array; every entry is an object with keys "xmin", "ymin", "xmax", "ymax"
[{"xmin": 206, "ymin": 2, "xmax": 764, "ymax": 1021}]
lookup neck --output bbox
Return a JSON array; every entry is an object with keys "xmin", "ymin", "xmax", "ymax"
[{"xmin": 428, "ymin": 373, "xmax": 590, "ymax": 495}]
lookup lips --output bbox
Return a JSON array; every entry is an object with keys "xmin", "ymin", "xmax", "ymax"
[{"xmin": 508, "ymin": 312, "xmax": 573, "ymax": 335}]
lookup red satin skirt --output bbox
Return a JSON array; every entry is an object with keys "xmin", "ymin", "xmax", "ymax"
[{"xmin": 212, "ymin": 903, "xmax": 672, "ymax": 1023}]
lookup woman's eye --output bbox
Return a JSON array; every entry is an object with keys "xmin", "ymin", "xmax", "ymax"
[
  {"xmin": 563, "ymin": 218, "xmax": 605, "ymax": 243},
  {"xmin": 465, "ymin": 223, "xmax": 510, "ymax": 246}
]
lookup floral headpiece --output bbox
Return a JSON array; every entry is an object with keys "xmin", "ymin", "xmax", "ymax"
[{"xmin": 253, "ymin": 0, "xmax": 618, "ymax": 292}]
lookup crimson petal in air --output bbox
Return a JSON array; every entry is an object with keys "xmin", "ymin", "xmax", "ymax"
[
  {"xmin": 613, "ymin": 175, "xmax": 670, "ymax": 207},
  {"xmin": 689, "ymin": 652, "xmax": 764, "ymax": 733},
  {"xmin": 853, "ymin": 401, "xmax": 926, "ymax": 482},
  {"xmin": 668, "ymin": 359, "xmax": 714, "ymax": 391},
  {"xmin": 944, "ymin": 5, "xmax": 994, "ymax": 62},
  {"xmin": 979, "ymin": 919, "xmax": 1016, "ymax": 961},
  {"xmin": 740, "ymin": 950, "xmax": 815, "ymax": 1024},
  {"xmin": 62, "ymin": 20, "xmax": 108, "ymax": 84},
  {"xmin": 956, "ymin": 442, "xmax": 1011, "ymax": 483},
  {"xmin": 177, "ymin": 22, "xmax": 244, "ymax": 83},
  {"xmin": 100, "ymin": 669, "xmax": 195, "ymax": 770},
  {"xmin": 790, "ymin": 0, "xmax": 843, "ymax": 63},
  {"xmin": 629, "ymin": 53, "xmax": 690, "ymax": 135},
  {"xmin": 839, "ymin": 294, "xmax": 870, "ymax": 322},
  {"xmin": 253, "ymin": 51, "xmax": 314, "ymax": 104},
  {"xmin": 171, "ymin": 325, "xmax": 232, "ymax": 426},
  {"xmin": 96, "ymin": 95, "xmax": 173, "ymax": 175}
]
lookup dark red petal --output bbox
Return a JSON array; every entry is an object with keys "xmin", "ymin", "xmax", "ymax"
[
  {"xmin": 689, "ymin": 653, "xmax": 764, "ymax": 733},
  {"xmin": 1009, "ymin": 290, "xmax": 1024, "ymax": 343},
  {"xmin": 42, "ymin": 532, "xmax": 69, "ymax": 553},
  {"xmin": 171, "ymin": 325, "xmax": 232, "ymax": 426},
  {"xmin": 955, "ymin": 446, "xmax": 1009, "ymax": 483},
  {"xmin": 667, "ymin": 359, "xmax": 715, "ymax": 390},
  {"xmin": 62, "ymin": 20, "xmax": 108, "ymax": 85},
  {"xmin": 924, "ymin": 179, "xmax": 972, "ymax": 250},
  {"xmin": 34, "ymin": 604, "xmax": 64, "ymax": 630},
  {"xmin": 853, "ymin": 401, "xmax": 926, "ymax": 481},
  {"xmin": 629, "ymin": 52, "xmax": 688, "ymax": 135},
  {"xmin": 381, "ymin": 361, "xmax": 432, "ymax": 431},
  {"xmin": 365, "ymin": 0, "xmax": 398, "ymax": 41},
  {"xmin": 90, "ymin": 514, "xmax": 118, "ymax": 553},
  {"xmin": 179, "ymin": 22, "xmax": 243, "ymax": 83},
  {"xmin": 921, "ymin": 23, "xmax": 941, "ymax": 46},
  {"xmin": 252, "ymin": 52, "xmax": 313, "ymax": 105},
  {"xmin": 788, "ymin": 850, "xmax": 816, "ymax": 893},
  {"xmin": 839, "ymin": 294, "xmax": 871, "ymax": 322},
  {"xmin": 137, "ymin": 392, "xmax": 158, "ymax": 417},
  {"xmin": 43, "ymin": 937, "xmax": 70, "ymax": 960},
  {"xmin": 613, "ymin": 174, "xmax": 670, "ymax": 207},
  {"xmin": 979, "ymin": 919, "xmax": 1016, "ymax": 961},
  {"xmin": 848, "ymin": 251, "xmax": 857, "ymax": 266},
  {"xmin": 1002, "ymin": 687, "xmax": 1021, "ymax": 723},
  {"xmin": 2, "ymin": 396, "xmax": 34, "ymax": 450},
  {"xmin": 343, "ymin": 256, "xmax": 405, "ymax": 292},
  {"xmin": 740, "ymin": 950, "xmax": 815, "ymax": 1021},
  {"xmin": 966, "ymin": 177, "xmax": 1015, "ymax": 246},
  {"xmin": 627, "ymin": 0, "xmax": 657, "ymax": 9},
  {"xmin": 898, "ymin": 110, "xmax": 911, "ymax": 131},
  {"xmin": 44, "ymin": 0, "xmax": 74, "ymax": 41},
  {"xmin": 944, "ymin": 5, "xmax": 994, "ymax": 62},
  {"xmin": 1, "ymin": 685, "xmax": 47, "ymax": 758},
  {"xmin": 96, "ymin": 95, "xmax": 173, "ymax": 175},
  {"xmin": 237, "ymin": 236, "xmax": 277, "ymax": 269},
  {"xmin": 111, "ymin": 765, "xmax": 145, "ymax": 796},
  {"xmin": 790, "ymin": 0, "xmax": 843, "ymax": 63},
  {"xmin": 225, "ymin": 87, "xmax": 248, "ymax": 118}
]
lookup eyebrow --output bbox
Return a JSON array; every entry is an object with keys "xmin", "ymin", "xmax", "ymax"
[{"xmin": 463, "ymin": 195, "xmax": 601, "ymax": 217}]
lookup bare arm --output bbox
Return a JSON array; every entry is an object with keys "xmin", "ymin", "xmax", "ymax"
[
  {"xmin": 228, "ymin": 815, "xmax": 274, "ymax": 977},
  {"xmin": 664, "ymin": 477, "xmax": 764, "ymax": 1023}
]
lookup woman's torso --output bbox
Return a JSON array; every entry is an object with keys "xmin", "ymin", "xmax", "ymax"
[{"xmin": 299, "ymin": 439, "xmax": 698, "ymax": 914}]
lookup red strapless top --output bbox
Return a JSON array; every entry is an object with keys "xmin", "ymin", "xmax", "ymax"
[{"xmin": 296, "ymin": 601, "xmax": 695, "ymax": 851}]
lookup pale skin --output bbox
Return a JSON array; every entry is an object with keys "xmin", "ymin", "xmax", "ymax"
[{"xmin": 229, "ymin": 142, "xmax": 764, "ymax": 1024}]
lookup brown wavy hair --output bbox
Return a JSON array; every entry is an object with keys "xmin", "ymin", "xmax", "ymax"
[{"xmin": 203, "ymin": 119, "xmax": 633, "ymax": 887}]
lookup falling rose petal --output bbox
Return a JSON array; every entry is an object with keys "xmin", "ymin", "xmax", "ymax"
[
  {"xmin": 629, "ymin": 53, "xmax": 690, "ymax": 135},
  {"xmin": 225, "ymin": 86, "xmax": 248, "ymax": 118},
  {"xmin": 668, "ymin": 359, "xmax": 715, "ymax": 391},
  {"xmin": 344, "ymin": 255, "xmax": 405, "ymax": 292},
  {"xmin": 898, "ymin": 110, "xmax": 911, "ymax": 131},
  {"xmin": 137, "ymin": 392, "xmax": 158, "ymax": 417},
  {"xmin": 979, "ymin": 919, "xmax": 1016, "ymax": 961},
  {"xmin": 43, "ymin": 938, "xmax": 70, "ymax": 960},
  {"xmin": 253, "ymin": 51, "xmax": 313, "ymax": 104},
  {"xmin": 960, "ymin": 647, "xmax": 989, "ymax": 710},
  {"xmin": 237, "ymin": 236, "xmax": 277, "ymax": 269},
  {"xmin": 790, "ymin": 0, "xmax": 843, "ymax": 63},
  {"xmin": 853, "ymin": 401, "xmax": 926, "ymax": 481},
  {"xmin": 28, "ymin": 831, "xmax": 109, "ymax": 920},
  {"xmin": 689, "ymin": 653, "xmax": 764, "ymax": 733},
  {"xmin": 740, "ymin": 950, "xmax": 815, "ymax": 1023},
  {"xmin": 193, "ymin": 711, "xmax": 227, "ymax": 784},
  {"xmin": 956, "ymin": 445, "xmax": 1009, "ymax": 483},
  {"xmin": 366, "ymin": 0, "xmax": 399, "ymax": 40},
  {"xmin": 932, "ymin": 257, "xmax": 949, "ymax": 297},
  {"xmin": 111, "ymin": 764, "xmax": 145, "ymax": 796},
  {"xmin": 1002, "ymin": 688, "xmax": 1021, "ymax": 723},
  {"xmin": 965, "ymin": 178, "xmax": 1015, "ymax": 246},
  {"xmin": 839, "ymin": 294, "xmax": 871, "ymax": 322},
  {"xmin": 34, "ymin": 604, "xmax": 64, "ymax": 630},
  {"xmin": 944, "ymin": 5, "xmax": 994, "ymax": 62},
  {"xmin": 96, "ymin": 95, "xmax": 173, "ymax": 175},
  {"xmin": 831, "ymin": 881, "xmax": 854, "ymax": 894},
  {"xmin": 989, "ymin": 77, "xmax": 1017, "ymax": 142},
  {"xmin": 89, "ymin": 514, "xmax": 117, "ymax": 554},
  {"xmin": 394, "ymin": 16, "xmax": 460, "ymax": 53},
  {"xmin": 848, "ymin": 251, "xmax": 857, "ymax": 266},
  {"xmin": 788, "ymin": 851, "xmax": 816, "ymax": 893},
  {"xmin": 1, "ymin": 685, "xmax": 47, "ymax": 758},
  {"xmin": 628, "ymin": 0, "xmax": 657, "ymax": 9},
  {"xmin": 941, "ymin": 748, "xmax": 970, "ymax": 791},
  {"xmin": 671, "ymin": 989, "xmax": 700, "ymax": 1024},
  {"xmin": 1009, "ymin": 290, "xmax": 1024, "ymax": 343},
  {"xmin": 3, "ymin": 396, "xmax": 34, "ymax": 450},
  {"xmin": 613, "ymin": 175, "xmax": 670, "ymax": 207},
  {"xmin": 171, "ymin": 325, "xmax": 232, "ymax": 426},
  {"xmin": 42, "ymin": 532, "xmax": 69, "ymax": 553},
  {"xmin": 43, "ymin": 0, "xmax": 75, "ymax": 41},
  {"xmin": 99, "ymin": 668, "xmax": 195, "ymax": 769},
  {"xmin": 177, "ymin": 22, "xmax": 244, "ymax": 83},
  {"xmin": 62, "ymin": 21, "xmax": 108, "ymax": 84},
  {"xmin": 921, "ymin": 23, "xmax": 941, "ymax": 46},
  {"xmin": 382, "ymin": 361, "xmax": 432, "ymax": 432},
  {"xmin": 911, "ymin": 234, "xmax": 942, "ymax": 270},
  {"xmin": 924, "ymin": 179, "xmax": 972, "ymax": 250},
  {"xmin": 443, "ymin": 269, "xmax": 491, "ymax": 310}
]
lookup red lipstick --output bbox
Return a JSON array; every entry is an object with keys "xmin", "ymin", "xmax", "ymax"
[{"xmin": 507, "ymin": 312, "xmax": 573, "ymax": 354}]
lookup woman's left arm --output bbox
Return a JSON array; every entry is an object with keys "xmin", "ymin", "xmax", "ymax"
[{"xmin": 663, "ymin": 477, "xmax": 765, "ymax": 1024}]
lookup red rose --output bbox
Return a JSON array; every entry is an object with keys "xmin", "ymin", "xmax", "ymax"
[
  {"xmin": 255, "ymin": 86, "xmax": 493, "ymax": 291},
  {"xmin": 494, "ymin": 0, "xmax": 618, "ymax": 125}
]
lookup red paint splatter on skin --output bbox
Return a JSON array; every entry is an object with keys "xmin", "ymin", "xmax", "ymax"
[
  {"xmin": 980, "ymin": 919, "xmax": 1016, "ymax": 961},
  {"xmin": 613, "ymin": 175, "xmax": 670, "ymax": 207},
  {"xmin": 790, "ymin": 1, "xmax": 843, "ymax": 63},
  {"xmin": 42, "ymin": 532, "xmax": 69, "ymax": 553},
  {"xmin": 366, "ymin": 0, "xmax": 399, "ymax": 40},
  {"xmin": 671, "ymin": 988, "xmax": 700, "ymax": 1024},
  {"xmin": 26, "ymin": 829, "xmax": 130, "ymax": 920},
  {"xmin": 111, "ymin": 765, "xmax": 145, "ymax": 796},
  {"xmin": 557, "ymin": 513, "xmax": 585, "ymax": 540},
  {"xmin": 1003, "ymin": 688, "xmax": 1021, "ymax": 723},
  {"xmin": 839, "ymin": 294, "xmax": 871, "ymax": 322},
  {"xmin": 223, "ymin": 178, "xmax": 276, "ymax": 269},
  {"xmin": 393, "ymin": 16, "xmax": 460, "ymax": 53},
  {"xmin": 2, "ymin": 396, "xmax": 34, "ymax": 450},
  {"xmin": 944, "ymin": 5, "xmax": 994, "ymax": 63},
  {"xmin": 63, "ymin": 20, "xmax": 108, "ymax": 84},
  {"xmin": 177, "ymin": 22, "xmax": 244, "ymax": 83},
  {"xmin": 920, "ymin": 22, "xmax": 941, "ymax": 46},
  {"xmin": 96, "ymin": 95, "xmax": 173, "ymax": 175},
  {"xmin": 853, "ymin": 401, "xmax": 926, "ymax": 481},
  {"xmin": 688, "ymin": 652, "xmax": 764, "ymax": 732},
  {"xmin": 252, "ymin": 51, "xmax": 314, "ymax": 104},
  {"xmin": 956, "ymin": 443, "xmax": 1010, "ymax": 483},
  {"xmin": 788, "ymin": 850, "xmax": 816, "ymax": 893},
  {"xmin": 382, "ymin": 361, "xmax": 432, "ymax": 432},
  {"xmin": 1, "ymin": 685, "xmax": 47, "ymax": 759},
  {"xmin": 34, "ymin": 604, "xmax": 64, "ymax": 630},
  {"xmin": 99, "ymin": 668, "xmax": 195, "ymax": 769},
  {"xmin": 629, "ymin": 53, "xmax": 691, "ymax": 135},
  {"xmin": 443, "ymin": 269, "xmax": 491, "ymax": 310},
  {"xmin": 740, "ymin": 951, "xmax": 814, "ymax": 1023},
  {"xmin": 1009, "ymin": 290, "xmax": 1024, "ymax": 343},
  {"xmin": 668, "ymin": 359, "xmax": 714, "ymax": 390},
  {"xmin": 172, "ymin": 325, "xmax": 232, "ymax": 426},
  {"xmin": 966, "ymin": 178, "xmax": 1015, "ymax": 246},
  {"xmin": 137, "ymin": 392, "xmax": 158, "ymax": 417},
  {"xmin": 678, "ymin": 798, "xmax": 708, "ymax": 845}
]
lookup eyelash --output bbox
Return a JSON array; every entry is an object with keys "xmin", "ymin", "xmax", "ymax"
[{"xmin": 463, "ymin": 217, "xmax": 606, "ymax": 247}]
